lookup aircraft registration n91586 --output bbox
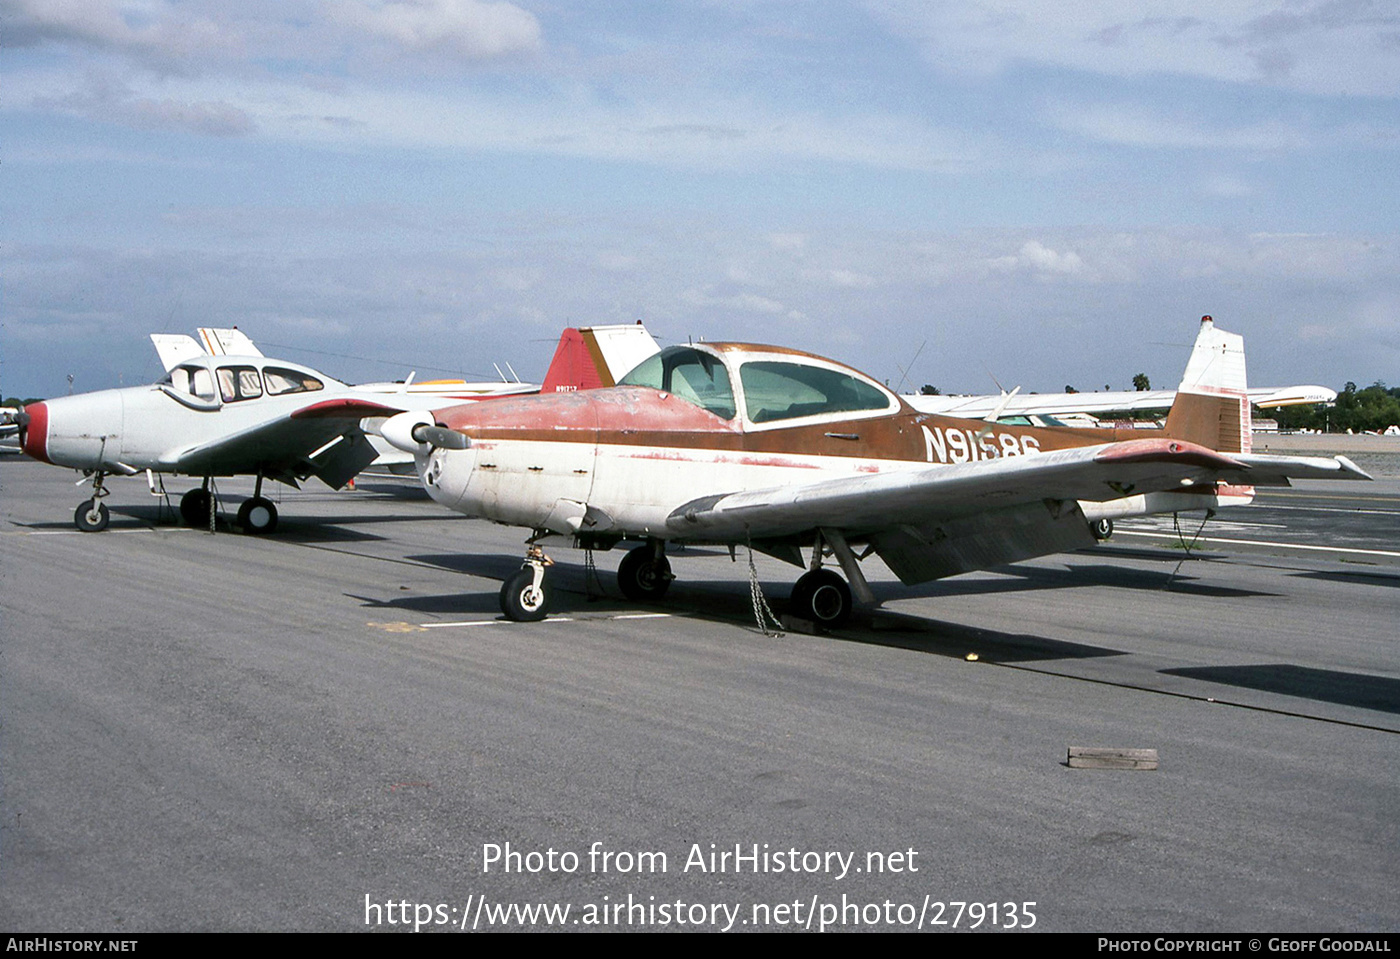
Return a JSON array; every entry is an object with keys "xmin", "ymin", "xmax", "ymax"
[{"xmin": 373, "ymin": 317, "xmax": 1369, "ymax": 625}]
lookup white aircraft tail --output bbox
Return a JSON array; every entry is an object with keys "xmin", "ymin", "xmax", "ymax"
[
  {"xmin": 198, "ymin": 327, "xmax": 263, "ymax": 358},
  {"xmin": 150, "ymin": 334, "xmax": 207, "ymax": 372},
  {"xmin": 1165, "ymin": 315, "xmax": 1252, "ymax": 454}
]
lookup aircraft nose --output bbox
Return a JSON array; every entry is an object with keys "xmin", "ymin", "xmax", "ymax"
[{"xmin": 18, "ymin": 401, "xmax": 50, "ymax": 463}]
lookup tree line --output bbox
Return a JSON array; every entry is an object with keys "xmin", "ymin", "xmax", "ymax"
[{"xmin": 1272, "ymin": 382, "xmax": 1400, "ymax": 433}]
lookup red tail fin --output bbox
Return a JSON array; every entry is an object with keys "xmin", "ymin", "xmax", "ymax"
[
  {"xmin": 539, "ymin": 324, "xmax": 660, "ymax": 394},
  {"xmin": 540, "ymin": 328, "xmax": 607, "ymax": 393}
]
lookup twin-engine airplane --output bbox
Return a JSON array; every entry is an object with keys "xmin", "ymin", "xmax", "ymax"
[
  {"xmin": 16, "ymin": 324, "xmax": 658, "ymax": 533},
  {"xmin": 371, "ymin": 316, "xmax": 1369, "ymax": 624}
]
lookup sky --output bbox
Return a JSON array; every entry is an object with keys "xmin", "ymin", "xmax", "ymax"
[{"xmin": 3, "ymin": 0, "xmax": 1398, "ymax": 400}]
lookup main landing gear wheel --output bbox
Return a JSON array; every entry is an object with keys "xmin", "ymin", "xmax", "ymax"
[
  {"xmin": 617, "ymin": 546, "xmax": 673, "ymax": 602},
  {"xmin": 236, "ymin": 497, "xmax": 278, "ymax": 535},
  {"xmin": 1090, "ymin": 518, "xmax": 1114, "ymax": 541},
  {"xmin": 74, "ymin": 499, "xmax": 110, "ymax": 532},
  {"xmin": 500, "ymin": 567, "xmax": 550, "ymax": 622},
  {"xmin": 180, "ymin": 488, "xmax": 212, "ymax": 527},
  {"xmin": 789, "ymin": 569, "xmax": 853, "ymax": 627}
]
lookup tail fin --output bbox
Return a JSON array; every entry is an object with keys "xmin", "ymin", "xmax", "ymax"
[
  {"xmin": 150, "ymin": 334, "xmax": 206, "ymax": 372},
  {"xmin": 539, "ymin": 323, "xmax": 660, "ymax": 393},
  {"xmin": 1164, "ymin": 315, "xmax": 1252, "ymax": 454},
  {"xmin": 196, "ymin": 327, "xmax": 264, "ymax": 358}
]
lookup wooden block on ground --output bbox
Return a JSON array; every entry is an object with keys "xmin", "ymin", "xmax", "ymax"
[{"xmin": 1067, "ymin": 747, "xmax": 1159, "ymax": 770}]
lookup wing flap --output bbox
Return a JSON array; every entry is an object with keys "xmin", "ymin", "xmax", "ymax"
[{"xmin": 871, "ymin": 500, "xmax": 1096, "ymax": 585}]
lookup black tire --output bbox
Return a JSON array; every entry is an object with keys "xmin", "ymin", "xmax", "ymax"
[
  {"xmin": 1090, "ymin": 518, "xmax": 1114, "ymax": 541},
  {"xmin": 500, "ymin": 567, "xmax": 550, "ymax": 622},
  {"xmin": 237, "ymin": 497, "xmax": 278, "ymax": 535},
  {"xmin": 617, "ymin": 546, "xmax": 673, "ymax": 602},
  {"xmin": 180, "ymin": 488, "xmax": 212, "ymax": 527},
  {"xmin": 74, "ymin": 499, "xmax": 110, "ymax": 532},
  {"xmin": 790, "ymin": 569, "xmax": 852, "ymax": 627}
]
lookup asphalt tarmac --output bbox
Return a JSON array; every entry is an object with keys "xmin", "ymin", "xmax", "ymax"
[{"xmin": 1, "ymin": 455, "xmax": 1396, "ymax": 933}]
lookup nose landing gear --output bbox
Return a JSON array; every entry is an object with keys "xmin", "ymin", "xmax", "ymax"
[
  {"xmin": 73, "ymin": 472, "xmax": 111, "ymax": 532},
  {"xmin": 500, "ymin": 544, "xmax": 554, "ymax": 622}
]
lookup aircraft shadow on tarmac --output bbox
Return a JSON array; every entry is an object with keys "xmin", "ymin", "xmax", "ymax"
[
  {"xmin": 391, "ymin": 551, "xmax": 1129, "ymax": 664},
  {"xmin": 892, "ymin": 561, "xmax": 1278, "ymax": 600},
  {"xmin": 1161, "ymin": 664, "xmax": 1400, "ymax": 715},
  {"xmin": 1290, "ymin": 569, "xmax": 1400, "ymax": 590},
  {"xmin": 21, "ymin": 499, "xmax": 470, "ymax": 542}
]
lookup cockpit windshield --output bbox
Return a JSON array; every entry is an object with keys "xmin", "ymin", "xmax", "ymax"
[
  {"xmin": 618, "ymin": 347, "xmax": 736, "ymax": 420},
  {"xmin": 739, "ymin": 361, "xmax": 891, "ymax": 424}
]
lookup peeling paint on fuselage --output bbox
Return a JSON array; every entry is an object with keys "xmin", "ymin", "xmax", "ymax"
[{"xmin": 423, "ymin": 386, "xmax": 1174, "ymax": 537}]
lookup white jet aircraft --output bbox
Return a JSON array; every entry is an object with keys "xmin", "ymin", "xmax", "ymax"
[
  {"xmin": 371, "ymin": 316, "xmax": 1369, "ymax": 624},
  {"xmin": 17, "ymin": 324, "xmax": 659, "ymax": 533}
]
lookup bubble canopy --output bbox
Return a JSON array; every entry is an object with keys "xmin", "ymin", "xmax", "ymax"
[{"xmin": 617, "ymin": 344, "xmax": 898, "ymax": 427}]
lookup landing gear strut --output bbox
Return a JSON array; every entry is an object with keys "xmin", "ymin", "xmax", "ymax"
[
  {"xmin": 500, "ymin": 543, "xmax": 553, "ymax": 622},
  {"xmin": 73, "ymin": 472, "xmax": 110, "ymax": 532},
  {"xmin": 617, "ymin": 541, "xmax": 673, "ymax": 602},
  {"xmin": 237, "ymin": 474, "xmax": 278, "ymax": 535},
  {"xmin": 786, "ymin": 528, "xmax": 867, "ymax": 627}
]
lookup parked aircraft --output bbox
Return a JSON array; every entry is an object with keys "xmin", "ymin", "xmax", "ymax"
[
  {"xmin": 372, "ymin": 317, "xmax": 1369, "ymax": 624},
  {"xmin": 908, "ymin": 384, "xmax": 1336, "ymax": 419},
  {"xmin": 16, "ymin": 324, "xmax": 658, "ymax": 533}
]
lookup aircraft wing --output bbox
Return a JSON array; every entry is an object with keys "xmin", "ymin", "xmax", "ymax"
[
  {"xmin": 907, "ymin": 385, "xmax": 1337, "ymax": 418},
  {"xmin": 160, "ymin": 397, "xmax": 406, "ymax": 488},
  {"xmin": 666, "ymin": 439, "xmax": 1369, "ymax": 583}
]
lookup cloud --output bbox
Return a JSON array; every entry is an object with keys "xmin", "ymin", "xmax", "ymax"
[
  {"xmin": 1048, "ymin": 103, "xmax": 1308, "ymax": 151},
  {"xmin": 0, "ymin": 0, "xmax": 239, "ymax": 72},
  {"xmin": 37, "ymin": 75, "xmax": 256, "ymax": 136},
  {"xmin": 326, "ymin": 0, "xmax": 542, "ymax": 60},
  {"xmin": 869, "ymin": 0, "xmax": 1400, "ymax": 96},
  {"xmin": 989, "ymin": 240, "xmax": 1085, "ymax": 277}
]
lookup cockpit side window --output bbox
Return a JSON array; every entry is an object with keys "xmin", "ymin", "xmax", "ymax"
[
  {"xmin": 618, "ymin": 347, "xmax": 736, "ymax": 420},
  {"xmin": 263, "ymin": 367, "xmax": 324, "ymax": 396},
  {"xmin": 739, "ymin": 361, "xmax": 891, "ymax": 424},
  {"xmin": 164, "ymin": 364, "xmax": 217, "ymax": 399},
  {"xmin": 217, "ymin": 365, "xmax": 264, "ymax": 403}
]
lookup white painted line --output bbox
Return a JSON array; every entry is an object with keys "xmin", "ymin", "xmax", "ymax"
[
  {"xmin": 1251, "ymin": 504, "xmax": 1400, "ymax": 516},
  {"xmin": 612, "ymin": 613, "xmax": 673, "ymax": 620},
  {"xmin": 10, "ymin": 527, "xmax": 198, "ymax": 536},
  {"xmin": 1115, "ymin": 529, "xmax": 1400, "ymax": 558},
  {"xmin": 421, "ymin": 620, "xmax": 502, "ymax": 628}
]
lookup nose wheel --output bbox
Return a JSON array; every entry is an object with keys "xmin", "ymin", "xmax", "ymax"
[
  {"xmin": 72, "ymin": 471, "xmax": 111, "ymax": 532},
  {"xmin": 500, "ymin": 544, "xmax": 553, "ymax": 622},
  {"xmin": 74, "ymin": 499, "xmax": 110, "ymax": 532}
]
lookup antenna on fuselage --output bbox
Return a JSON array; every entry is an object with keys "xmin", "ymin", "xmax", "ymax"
[{"xmin": 892, "ymin": 339, "xmax": 926, "ymax": 394}]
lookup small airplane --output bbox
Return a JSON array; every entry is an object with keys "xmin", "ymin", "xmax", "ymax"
[
  {"xmin": 369, "ymin": 316, "xmax": 1369, "ymax": 624},
  {"xmin": 16, "ymin": 324, "xmax": 658, "ymax": 533},
  {"xmin": 908, "ymin": 383, "xmax": 1337, "ymax": 420}
]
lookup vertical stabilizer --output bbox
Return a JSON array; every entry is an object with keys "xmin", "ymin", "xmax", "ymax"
[
  {"xmin": 197, "ymin": 328, "xmax": 264, "ymax": 358},
  {"xmin": 150, "ymin": 334, "xmax": 206, "ymax": 372},
  {"xmin": 539, "ymin": 323, "xmax": 660, "ymax": 393},
  {"xmin": 1164, "ymin": 316, "xmax": 1252, "ymax": 453}
]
